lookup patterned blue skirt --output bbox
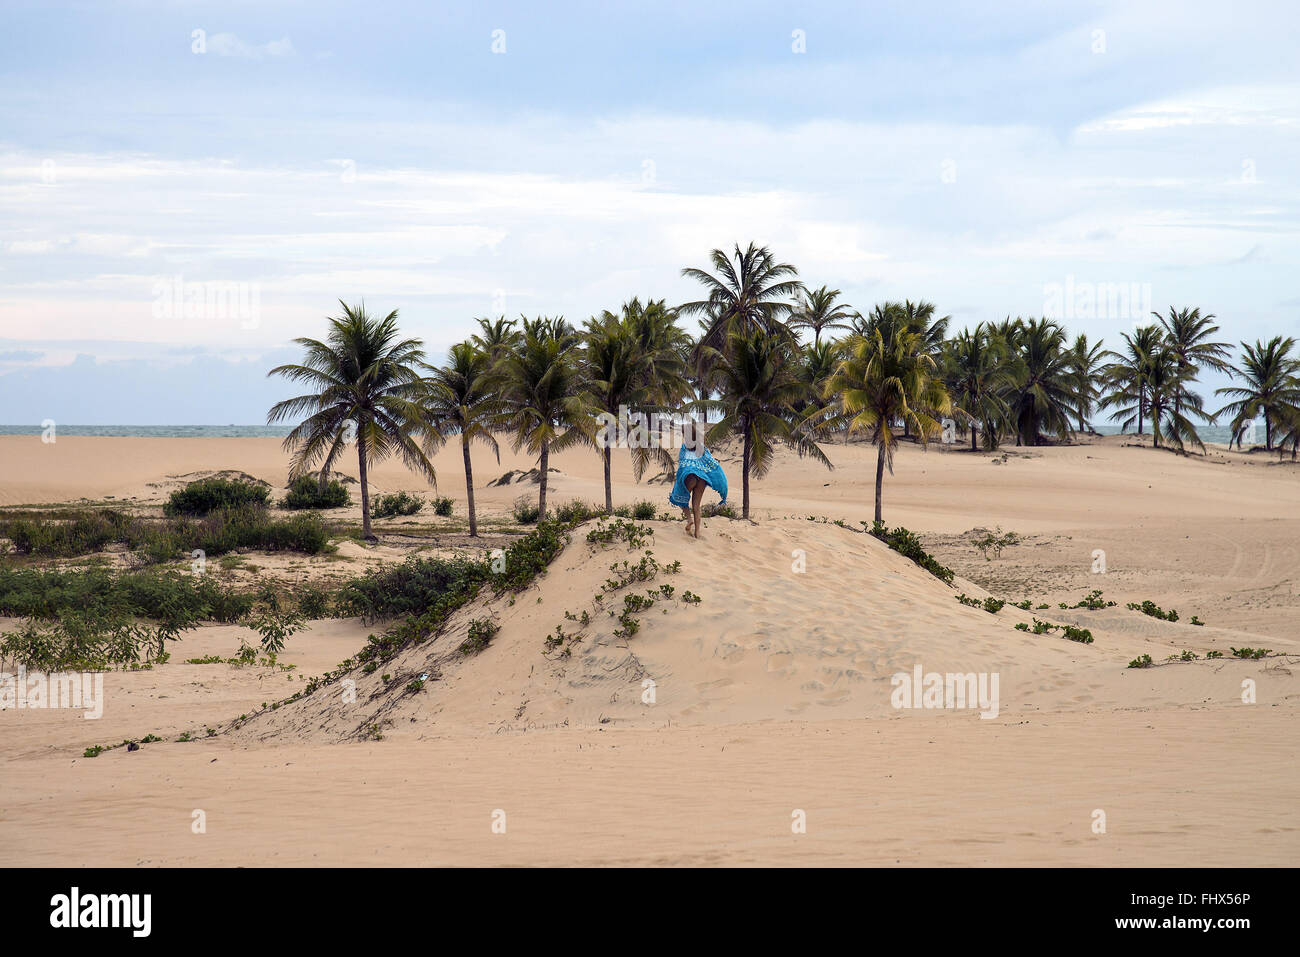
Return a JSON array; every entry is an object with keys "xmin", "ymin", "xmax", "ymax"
[{"xmin": 669, "ymin": 446, "xmax": 728, "ymax": 509}]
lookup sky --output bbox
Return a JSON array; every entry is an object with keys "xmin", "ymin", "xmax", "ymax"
[{"xmin": 1, "ymin": 0, "xmax": 1298, "ymax": 424}]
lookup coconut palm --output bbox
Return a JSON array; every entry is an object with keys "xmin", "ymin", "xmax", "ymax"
[
  {"xmin": 422, "ymin": 342, "xmax": 503, "ymax": 536},
  {"xmin": 585, "ymin": 311, "xmax": 657, "ymax": 513},
  {"xmin": 621, "ymin": 297, "xmax": 692, "ymax": 409},
  {"xmin": 1215, "ymin": 336, "xmax": 1300, "ymax": 451},
  {"xmin": 1065, "ymin": 333, "xmax": 1107, "ymax": 433},
  {"xmin": 1101, "ymin": 324, "xmax": 1164, "ymax": 436},
  {"xmin": 799, "ymin": 338, "xmax": 843, "ymax": 410},
  {"xmin": 267, "ymin": 301, "xmax": 440, "ymax": 541},
  {"xmin": 944, "ymin": 323, "xmax": 1013, "ymax": 450},
  {"xmin": 471, "ymin": 316, "xmax": 521, "ymax": 361},
  {"xmin": 1007, "ymin": 318, "xmax": 1076, "ymax": 446},
  {"xmin": 896, "ymin": 299, "xmax": 950, "ymax": 356},
  {"xmin": 1146, "ymin": 345, "xmax": 1206, "ymax": 453},
  {"xmin": 790, "ymin": 285, "xmax": 855, "ymax": 345},
  {"xmin": 1272, "ymin": 404, "xmax": 1300, "ymax": 460},
  {"xmin": 679, "ymin": 242, "xmax": 803, "ymax": 363},
  {"xmin": 497, "ymin": 320, "xmax": 592, "ymax": 520},
  {"xmin": 696, "ymin": 327, "xmax": 831, "ymax": 519},
  {"xmin": 1156, "ymin": 307, "xmax": 1233, "ymax": 422},
  {"xmin": 824, "ymin": 326, "xmax": 951, "ymax": 523}
]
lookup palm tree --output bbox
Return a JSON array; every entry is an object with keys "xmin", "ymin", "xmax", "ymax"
[
  {"xmin": 267, "ymin": 301, "xmax": 439, "ymax": 541},
  {"xmin": 422, "ymin": 342, "xmax": 503, "ymax": 536},
  {"xmin": 824, "ymin": 326, "xmax": 951, "ymax": 523},
  {"xmin": 585, "ymin": 311, "xmax": 654, "ymax": 513},
  {"xmin": 622, "ymin": 297, "xmax": 692, "ymax": 403},
  {"xmin": 679, "ymin": 242, "xmax": 803, "ymax": 363},
  {"xmin": 1101, "ymin": 324, "xmax": 1164, "ymax": 436},
  {"xmin": 1007, "ymin": 318, "xmax": 1076, "ymax": 446},
  {"xmin": 1156, "ymin": 307, "xmax": 1233, "ymax": 423},
  {"xmin": 1272, "ymin": 403, "xmax": 1300, "ymax": 460},
  {"xmin": 1065, "ymin": 333, "xmax": 1107, "ymax": 433},
  {"xmin": 608, "ymin": 297, "xmax": 692, "ymax": 484},
  {"xmin": 697, "ymin": 327, "xmax": 831, "ymax": 519},
  {"xmin": 497, "ymin": 320, "xmax": 592, "ymax": 520},
  {"xmin": 799, "ymin": 338, "xmax": 843, "ymax": 410},
  {"xmin": 1146, "ymin": 345, "xmax": 1206, "ymax": 453},
  {"xmin": 944, "ymin": 323, "xmax": 1012, "ymax": 450},
  {"xmin": 790, "ymin": 285, "xmax": 855, "ymax": 345},
  {"xmin": 897, "ymin": 300, "xmax": 950, "ymax": 356},
  {"xmin": 471, "ymin": 316, "xmax": 521, "ymax": 361},
  {"xmin": 1215, "ymin": 336, "xmax": 1300, "ymax": 451}
]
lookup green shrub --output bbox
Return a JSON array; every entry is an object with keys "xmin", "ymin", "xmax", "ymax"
[
  {"xmin": 371, "ymin": 491, "xmax": 424, "ymax": 518},
  {"xmin": 432, "ymin": 496, "xmax": 454, "ymax": 517},
  {"xmin": 554, "ymin": 499, "xmax": 598, "ymax": 524},
  {"xmin": 0, "ymin": 564, "xmax": 252, "ymax": 624},
  {"xmin": 0, "ymin": 507, "xmax": 323, "ymax": 563},
  {"xmin": 165, "ymin": 478, "xmax": 270, "ymax": 516},
  {"xmin": 0, "ymin": 509, "xmax": 133, "ymax": 558},
  {"xmin": 630, "ymin": 500, "xmax": 658, "ymax": 520},
  {"xmin": 512, "ymin": 496, "xmax": 540, "ymax": 525},
  {"xmin": 1127, "ymin": 600, "xmax": 1179, "ymax": 622},
  {"xmin": 458, "ymin": 618, "xmax": 500, "ymax": 655},
  {"xmin": 281, "ymin": 475, "xmax": 351, "ymax": 510},
  {"xmin": 337, "ymin": 554, "xmax": 488, "ymax": 621},
  {"xmin": 296, "ymin": 583, "xmax": 332, "ymax": 619},
  {"xmin": 868, "ymin": 522, "xmax": 955, "ymax": 585}
]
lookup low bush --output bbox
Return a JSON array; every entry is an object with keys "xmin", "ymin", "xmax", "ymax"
[
  {"xmin": 371, "ymin": 491, "xmax": 424, "ymax": 518},
  {"xmin": 868, "ymin": 521, "xmax": 955, "ymax": 585},
  {"xmin": 281, "ymin": 475, "xmax": 351, "ymax": 510},
  {"xmin": 165, "ymin": 478, "xmax": 270, "ymax": 516},
  {"xmin": 336, "ymin": 554, "xmax": 488, "ymax": 621},
  {"xmin": 0, "ymin": 565, "xmax": 253, "ymax": 624},
  {"xmin": 553, "ymin": 499, "xmax": 598, "ymax": 524}
]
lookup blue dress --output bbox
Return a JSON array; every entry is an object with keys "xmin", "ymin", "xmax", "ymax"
[{"xmin": 669, "ymin": 444, "xmax": 728, "ymax": 509}]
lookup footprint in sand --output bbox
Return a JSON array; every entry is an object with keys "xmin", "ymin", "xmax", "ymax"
[{"xmin": 767, "ymin": 652, "xmax": 794, "ymax": 673}]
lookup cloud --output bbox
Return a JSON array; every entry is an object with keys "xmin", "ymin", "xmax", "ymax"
[{"xmin": 0, "ymin": 349, "xmax": 43, "ymax": 362}]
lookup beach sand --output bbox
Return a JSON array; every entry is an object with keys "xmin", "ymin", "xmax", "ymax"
[{"xmin": 1, "ymin": 433, "xmax": 1297, "ymax": 865}]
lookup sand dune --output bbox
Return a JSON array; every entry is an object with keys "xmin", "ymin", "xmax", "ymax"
[{"xmin": 1, "ymin": 434, "xmax": 1297, "ymax": 866}]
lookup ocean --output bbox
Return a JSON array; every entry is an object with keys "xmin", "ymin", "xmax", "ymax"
[
  {"xmin": 0, "ymin": 422, "xmax": 1255, "ymax": 444},
  {"xmin": 0, "ymin": 425, "xmax": 294, "ymax": 438}
]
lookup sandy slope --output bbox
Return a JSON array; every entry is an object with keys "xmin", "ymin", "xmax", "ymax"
[{"xmin": 1, "ymin": 434, "xmax": 1297, "ymax": 866}]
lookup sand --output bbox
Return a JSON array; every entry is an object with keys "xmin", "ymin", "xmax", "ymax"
[{"xmin": 1, "ymin": 433, "xmax": 1297, "ymax": 866}]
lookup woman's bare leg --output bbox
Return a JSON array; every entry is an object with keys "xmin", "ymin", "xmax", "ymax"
[
  {"xmin": 682, "ymin": 475, "xmax": 700, "ymax": 535},
  {"xmin": 690, "ymin": 477, "xmax": 705, "ymax": 538}
]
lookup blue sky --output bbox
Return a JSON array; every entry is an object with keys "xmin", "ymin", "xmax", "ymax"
[{"xmin": 1, "ymin": 0, "xmax": 1298, "ymax": 423}]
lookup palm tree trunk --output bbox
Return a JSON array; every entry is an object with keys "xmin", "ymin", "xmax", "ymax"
[
  {"xmin": 971, "ymin": 424, "xmax": 978, "ymax": 452},
  {"xmin": 603, "ymin": 445, "xmax": 613, "ymax": 514},
  {"xmin": 462, "ymin": 435, "xmax": 477, "ymax": 537},
  {"xmin": 741, "ymin": 424, "xmax": 752, "ymax": 520},
  {"xmin": 538, "ymin": 440, "xmax": 549, "ymax": 520},
  {"xmin": 357, "ymin": 434, "xmax": 373, "ymax": 541},
  {"xmin": 1266, "ymin": 416, "xmax": 1273, "ymax": 451},
  {"xmin": 874, "ymin": 441, "xmax": 885, "ymax": 524}
]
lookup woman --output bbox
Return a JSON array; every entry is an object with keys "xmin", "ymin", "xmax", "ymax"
[{"xmin": 668, "ymin": 419, "xmax": 728, "ymax": 538}]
